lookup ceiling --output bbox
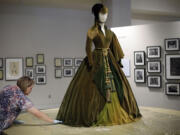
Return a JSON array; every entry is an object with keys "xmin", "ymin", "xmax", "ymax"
[
  {"xmin": 0, "ymin": 0, "xmax": 102, "ymax": 9},
  {"xmin": 0, "ymin": 0, "xmax": 179, "ymax": 22}
]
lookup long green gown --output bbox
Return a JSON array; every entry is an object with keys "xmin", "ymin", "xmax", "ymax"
[{"xmin": 56, "ymin": 23, "xmax": 141, "ymax": 126}]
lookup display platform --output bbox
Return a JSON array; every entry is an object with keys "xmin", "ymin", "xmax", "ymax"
[{"xmin": 3, "ymin": 107, "xmax": 180, "ymax": 135}]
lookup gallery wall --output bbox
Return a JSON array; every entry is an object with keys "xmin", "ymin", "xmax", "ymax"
[
  {"xmin": 0, "ymin": 4, "xmax": 132, "ymax": 109},
  {"xmin": 0, "ymin": 5, "xmax": 93, "ymax": 109},
  {"xmin": 112, "ymin": 21, "xmax": 180, "ymax": 110}
]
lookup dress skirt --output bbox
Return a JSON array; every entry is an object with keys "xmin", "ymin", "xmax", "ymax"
[{"xmin": 56, "ymin": 49, "xmax": 141, "ymax": 126}]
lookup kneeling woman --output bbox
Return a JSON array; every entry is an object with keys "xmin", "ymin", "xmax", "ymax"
[{"xmin": 0, "ymin": 76, "xmax": 60, "ymax": 133}]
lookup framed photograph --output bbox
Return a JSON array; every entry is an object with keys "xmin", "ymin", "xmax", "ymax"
[
  {"xmin": 55, "ymin": 69, "xmax": 62, "ymax": 78},
  {"xmin": 25, "ymin": 68, "xmax": 34, "ymax": 79},
  {"xmin": 134, "ymin": 51, "xmax": 145, "ymax": 66},
  {"xmin": 54, "ymin": 58, "xmax": 62, "ymax": 67},
  {"xmin": 36, "ymin": 75, "xmax": 46, "ymax": 85},
  {"xmin": 74, "ymin": 58, "xmax": 83, "ymax": 67},
  {"xmin": 63, "ymin": 68, "xmax": 73, "ymax": 77},
  {"xmin": 5, "ymin": 58, "xmax": 23, "ymax": 81},
  {"xmin": 165, "ymin": 38, "xmax": 179, "ymax": 51},
  {"xmin": 134, "ymin": 68, "xmax": 145, "ymax": 83},
  {"xmin": 147, "ymin": 46, "xmax": 161, "ymax": 58},
  {"xmin": 165, "ymin": 83, "xmax": 180, "ymax": 96},
  {"xmin": 0, "ymin": 70, "xmax": 3, "ymax": 80},
  {"xmin": 0, "ymin": 58, "xmax": 3, "ymax": 68},
  {"xmin": 37, "ymin": 54, "xmax": 44, "ymax": 64},
  {"xmin": 26, "ymin": 57, "xmax": 33, "ymax": 67},
  {"xmin": 147, "ymin": 75, "xmax": 161, "ymax": 88},
  {"xmin": 63, "ymin": 58, "xmax": 73, "ymax": 67},
  {"xmin": 165, "ymin": 54, "xmax": 180, "ymax": 80},
  {"xmin": 147, "ymin": 61, "xmax": 161, "ymax": 73},
  {"xmin": 36, "ymin": 65, "xmax": 46, "ymax": 74}
]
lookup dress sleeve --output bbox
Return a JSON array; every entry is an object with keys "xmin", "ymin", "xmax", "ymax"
[
  {"xmin": 110, "ymin": 32, "xmax": 124, "ymax": 62},
  {"xmin": 85, "ymin": 30, "xmax": 94, "ymax": 66}
]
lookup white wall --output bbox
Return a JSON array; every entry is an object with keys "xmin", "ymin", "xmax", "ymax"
[
  {"xmin": 112, "ymin": 21, "xmax": 180, "ymax": 110},
  {"xmin": 0, "ymin": 5, "xmax": 93, "ymax": 109}
]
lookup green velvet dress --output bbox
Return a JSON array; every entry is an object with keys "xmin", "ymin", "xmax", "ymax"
[{"xmin": 56, "ymin": 23, "xmax": 141, "ymax": 126}]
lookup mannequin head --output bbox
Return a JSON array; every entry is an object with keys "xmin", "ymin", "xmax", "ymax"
[
  {"xmin": 92, "ymin": 3, "xmax": 108, "ymax": 23},
  {"xmin": 99, "ymin": 12, "xmax": 108, "ymax": 23}
]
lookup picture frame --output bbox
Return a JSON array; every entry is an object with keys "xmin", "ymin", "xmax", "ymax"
[
  {"xmin": 26, "ymin": 57, "xmax": 33, "ymax": 67},
  {"xmin": 134, "ymin": 68, "xmax": 145, "ymax": 83},
  {"xmin": 5, "ymin": 58, "xmax": 23, "ymax": 81},
  {"xmin": 134, "ymin": 51, "xmax": 145, "ymax": 66},
  {"xmin": 147, "ymin": 75, "xmax": 161, "ymax": 88},
  {"xmin": 147, "ymin": 46, "xmax": 161, "ymax": 58},
  {"xmin": 63, "ymin": 68, "xmax": 73, "ymax": 77},
  {"xmin": 35, "ymin": 65, "xmax": 46, "ymax": 74},
  {"xmin": 147, "ymin": 61, "xmax": 161, "ymax": 73},
  {"xmin": 165, "ymin": 54, "xmax": 180, "ymax": 80},
  {"xmin": 0, "ymin": 58, "xmax": 3, "ymax": 68},
  {"xmin": 55, "ymin": 69, "xmax": 62, "ymax": 78},
  {"xmin": 36, "ymin": 75, "xmax": 46, "ymax": 85},
  {"xmin": 54, "ymin": 58, "xmax": 62, "ymax": 67},
  {"xmin": 165, "ymin": 38, "xmax": 180, "ymax": 51},
  {"xmin": 37, "ymin": 54, "xmax": 44, "ymax": 64},
  {"xmin": 25, "ymin": 68, "xmax": 34, "ymax": 79},
  {"xmin": 165, "ymin": 83, "xmax": 180, "ymax": 96},
  {"xmin": 74, "ymin": 58, "xmax": 83, "ymax": 67},
  {"xmin": 0, "ymin": 70, "xmax": 3, "ymax": 80},
  {"xmin": 63, "ymin": 58, "xmax": 73, "ymax": 67}
]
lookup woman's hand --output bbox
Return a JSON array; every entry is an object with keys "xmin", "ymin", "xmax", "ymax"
[{"xmin": 53, "ymin": 120, "xmax": 63, "ymax": 124}]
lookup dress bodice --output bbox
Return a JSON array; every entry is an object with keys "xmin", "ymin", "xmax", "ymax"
[
  {"xmin": 86, "ymin": 23, "xmax": 124, "ymax": 66},
  {"xmin": 92, "ymin": 26, "xmax": 113, "ymax": 49}
]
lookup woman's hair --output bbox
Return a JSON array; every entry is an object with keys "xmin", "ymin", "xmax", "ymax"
[
  {"xmin": 92, "ymin": 3, "xmax": 108, "ymax": 22},
  {"xmin": 17, "ymin": 76, "xmax": 34, "ymax": 93}
]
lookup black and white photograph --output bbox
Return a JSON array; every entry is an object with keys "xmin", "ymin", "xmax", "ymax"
[
  {"xmin": 74, "ymin": 58, "xmax": 83, "ymax": 67},
  {"xmin": 36, "ymin": 75, "xmax": 46, "ymax": 85},
  {"xmin": 165, "ymin": 54, "xmax": 180, "ymax": 79},
  {"xmin": 25, "ymin": 68, "xmax": 34, "ymax": 79},
  {"xmin": 147, "ymin": 76, "xmax": 161, "ymax": 88},
  {"xmin": 5, "ymin": 58, "xmax": 23, "ymax": 81},
  {"xmin": 36, "ymin": 65, "xmax": 46, "ymax": 74},
  {"xmin": 165, "ymin": 83, "xmax": 180, "ymax": 96},
  {"xmin": 134, "ymin": 51, "xmax": 145, "ymax": 66},
  {"xmin": 0, "ymin": 58, "xmax": 3, "ymax": 68},
  {"xmin": 165, "ymin": 38, "xmax": 179, "ymax": 51},
  {"xmin": 147, "ymin": 61, "xmax": 161, "ymax": 73},
  {"xmin": 63, "ymin": 68, "xmax": 73, "ymax": 77},
  {"xmin": 55, "ymin": 69, "xmax": 62, "ymax": 78},
  {"xmin": 63, "ymin": 58, "xmax": 73, "ymax": 67},
  {"xmin": 147, "ymin": 46, "xmax": 161, "ymax": 58},
  {"xmin": 54, "ymin": 58, "xmax": 62, "ymax": 67},
  {"xmin": 134, "ymin": 68, "xmax": 145, "ymax": 83}
]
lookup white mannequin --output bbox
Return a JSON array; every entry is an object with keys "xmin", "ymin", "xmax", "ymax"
[{"xmin": 98, "ymin": 12, "xmax": 108, "ymax": 36}]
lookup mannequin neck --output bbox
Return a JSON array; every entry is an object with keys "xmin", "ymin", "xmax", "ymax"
[
  {"xmin": 99, "ymin": 22, "xmax": 105, "ymax": 29},
  {"xmin": 98, "ymin": 22, "xmax": 106, "ymax": 36}
]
